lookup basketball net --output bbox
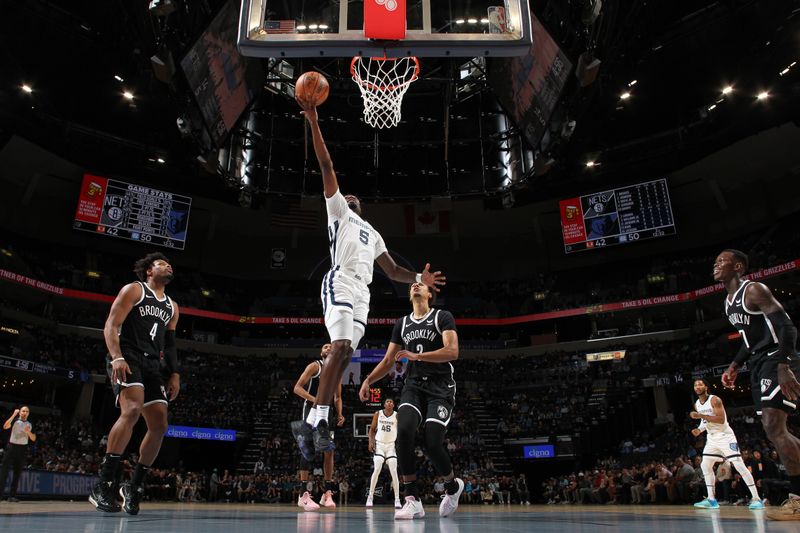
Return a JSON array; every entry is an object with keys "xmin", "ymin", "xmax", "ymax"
[{"xmin": 350, "ymin": 56, "xmax": 420, "ymax": 129}]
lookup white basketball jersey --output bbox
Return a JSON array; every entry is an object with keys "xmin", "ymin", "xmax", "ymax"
[
  {"xmin": 326, "ymin": 190, "xmax": 387, "ymax": 285},
  {"xmin": 375, "ymin": 410, "xmax": 398, "ymax": 444},
  {"xmin": 695, "ymin": 395, "xmax": 731, "ymax": 435}
]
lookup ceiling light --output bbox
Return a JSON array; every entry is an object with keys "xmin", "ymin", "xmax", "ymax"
[
  {"xmin": 707, "ymin": 104, "xmax": 717, "ymax": 111},
  {"xmin": 790, "ymin": 61, "xmax": 796, "ymax": 67},
  {"xmin": 309, "ymin": 24, "xmax": 318, "ymax": 30},
  {"xmin": 780, "ymin": 68, "xmax": 789, "ymax": 76},
  {"xmin": 319, "ymin": 24, "xmax": 328, "ymax": 30},
  {"xmin": 628, "ymin": 80, "xmax": 637, "ymax": 87},
  {"xmin": 455, "ymin": 19, "xmax": 465, "ymax": 24},
  {"xmin": 756, "ymin": 91, "xmax": 769, "ymax": 100},
  {"xmin": 620, "ymin": 92, "xmax": 631, "ymax": 100},
  {"xmin": 296, "ymin": 25, "xmax": 307, "ymax": 31},
  {"xmin": 123, "ymin": 91, "xmax": 134, "ymax": 100},
  {"xmin": 480, "ymin": 18, "xmax": 490, "ymax": 24},
  {"xmin": 114, "ymin": 75, "xmax": 124, "ymax": 82},
  {"xmin": 21, "ymin": 84, "xmax": 32, "ymax": 93},
  {"xmin": 586, "ymin": 161, "xmax": 596, "ymax": 168},
  {"xmin": 157, "ymin": 157, "xmax": 165, "ymax": 164},
  {"xmin": 721, "ymin": 86, "xmax": 733, "ymax": 95},
  {"xmin": 467, "ymin": 18, "xmax": 478, "ymax": 24}
]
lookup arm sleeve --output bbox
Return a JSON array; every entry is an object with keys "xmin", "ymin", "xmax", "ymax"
[
  {"xmin": 325, "ymin": 189, "xmax": 349, "ymax": 220},
  {"xmin": 164, "ymin": 330, "xmax": 179, "ymax": 374},
  {"xmin": 437, "ymin": 310, "xmax": 457, "ymax": 333},
  {"xmin": 391, "ymin": 319, "xmax": 404, "ymax": 346},
  {"xmin": 766, "ymin": 311, "xmax": 798, "ymax": 363},
  {"xmin": 732, "ymin": 343, "xmax": 751, "ymax": 366}
]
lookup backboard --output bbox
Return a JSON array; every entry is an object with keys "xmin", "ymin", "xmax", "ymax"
[{"xmin": 238, "ymin": 0, "xmax": 532, "ymax": 58}]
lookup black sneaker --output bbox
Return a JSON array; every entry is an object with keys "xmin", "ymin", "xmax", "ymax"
[
  {"xmin": 120, "ymin": 482, "xmax": 143, "ymax": 515},
  {"xmin": 89, "ymin": 481, "xmax": 121, "ymax": 513},
  {"xmin": 291, "ymin": 420, "xmax": 315, "ymax": 461},
  {"xmin": 313, "ymin": 419, "xmax": 335, "ymax": 453}
]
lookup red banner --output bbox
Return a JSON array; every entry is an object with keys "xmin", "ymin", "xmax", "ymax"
[
  {"xmin": 74, "ymin": 174, "xmax": 107, "ymax": 225},
  {"xmin": 559, "ymin": 198, "xmax": 586, "ymax": 245},
  {"xmin": 2, "ymin": 259, "xmax": 798, "ymax": 327}
]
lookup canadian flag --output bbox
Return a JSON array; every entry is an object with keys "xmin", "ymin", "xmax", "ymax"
[{"xmin": 404, "ymin": 206, "xmax": 451, "ymax": 235}]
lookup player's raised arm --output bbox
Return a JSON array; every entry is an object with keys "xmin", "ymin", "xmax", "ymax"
[
  {"xmin": 297, "ymin": 99, "xmax": 338, "ymax": 199},
  {"xmin": 359, "ymin": 342, "xmax": 402, "ymax": 402},
  {"xmin": 375, "ymin": 256, "xmax": 446, "ymax": 293}
]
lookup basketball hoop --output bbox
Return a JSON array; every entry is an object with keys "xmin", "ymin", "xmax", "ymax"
[{"xmin": 350, "ymin": 56, "xmax": 420, "ymax": 129}]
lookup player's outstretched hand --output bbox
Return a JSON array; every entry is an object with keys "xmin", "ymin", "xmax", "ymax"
[
  {"xmin": 689, "ymin": 411, "xmax": 701, "ymax": 420},
  {"xmin": 166, "ymin": 374, "xmax": 181, "ymax": 401},
  {"xmin": 395, "ymin": 350, "xmax": 420, "ymax": 362},
  {"xmin": 721, "ymin": 366, "xmax": 738, "ymax": 389},
  {"xmin": 110, "ymin": 358, "xmax": 132, "ymax": 385},
  {"xmin": 297, "ymin": 98, "xmax": 318, "ymax": 122},
  {"xmin": 777, "ymin": 364, "xmax": 800, "ymax": 401},
  {"xmin": 359, "ymin": 381, "xmax": 371, "ymax": 402},
  {"xmin": 420, "ymin": 263, "xmax": 446, "ymax": 293}
]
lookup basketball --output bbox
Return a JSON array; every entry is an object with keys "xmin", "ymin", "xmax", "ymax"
[{"xmin": 295, "ymin": 71, "xmax": 329, "ymax": 106}]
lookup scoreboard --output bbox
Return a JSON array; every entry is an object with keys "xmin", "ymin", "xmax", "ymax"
[
  {"xmin": 73, "ymin": 174, "xmax": 192, "ymax": 250},
  {"xmin": 559, "ymin": 178, "xmax": 676, "ymax": 254}
]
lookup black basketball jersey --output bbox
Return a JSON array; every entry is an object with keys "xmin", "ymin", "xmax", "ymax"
[
  {"xmin": 119, "ymin": 282, "xmax": 175, "ymax": 356},
  {"xmin": 725, "ymin": 280, "xmax": 779, "ymax": 355},
  {"xmin": 302, "ymin": 359, "xmax": 324, "ymax": 416},
  {"xmin": 391, "ymin": 308, "xmax": 457, "ymax": 379}
]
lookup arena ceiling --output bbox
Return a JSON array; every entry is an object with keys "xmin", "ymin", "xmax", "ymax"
[{"xmin": 0, "ymin": 0, "xmax": 798, "ymax": 207}]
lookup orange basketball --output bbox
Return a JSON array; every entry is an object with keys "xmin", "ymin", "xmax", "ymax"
[{"xmin": 295, "ymin": 71, "xmax": 330, "ymax": 106}]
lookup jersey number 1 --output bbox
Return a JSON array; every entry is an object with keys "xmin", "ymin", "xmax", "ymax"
[{"xmin": 149, "ymin": 322, "xmax": 158, "ymax": 341}]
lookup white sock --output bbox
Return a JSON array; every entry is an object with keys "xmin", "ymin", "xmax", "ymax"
[
  {"xmin": 701, "ymin": 457, "xmax": 717, "ymax": 500},
  {"xmin": 729, "ymin": 457, "xmax": 760, "ymax": 500},
  {"xmin": 305, "ymin": 407, "xmax": 317, "ymax": 425},
  {"xmin": 315, "ymin": 405, "xmax": 330, "ymax": 427}
]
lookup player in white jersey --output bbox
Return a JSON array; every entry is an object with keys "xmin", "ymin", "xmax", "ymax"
[
  {"xmin": 690, "ymin": 379, "xmax": 763, "ymax": 510},
  {"xmin": 293, "ymin": 98, "xmax": 446, "ymax": 457},
  {"xmin": 366, "ymin": 398, "xmax": 401, "ymax": 509}
]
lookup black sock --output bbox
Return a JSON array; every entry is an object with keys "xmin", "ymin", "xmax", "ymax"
[
  {"xmin": 445, "ymin": 478, "xmax": 460, "ymax": 495},
  {"xmin": 100, "ymin": 454, "xmax": 121, "ymax": 483},
  {"xmin": 790, "ymin": 475, "xmax": 800, "ymax": 496},
  {"xmin": 324, "ymin": 481, "xmax": 336, "ymax": 492},
  {"xmin": 403, "ymin": 481, "xmax": 419, "ymax": 499},
  {"xmin": 132, "ymin": 463, "xmax": 151, "ymax": 487}
]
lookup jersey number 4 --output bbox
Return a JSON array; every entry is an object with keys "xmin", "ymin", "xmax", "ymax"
[
  {"xmin": 149, "ymin": 322, "xmax": 158, "ymax": 341},
  {"xmin": 381, "ymin": 425, "xmax": 391, "ymax": 432}
]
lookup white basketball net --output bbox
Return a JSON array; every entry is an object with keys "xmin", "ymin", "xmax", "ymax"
[{"xmin": 350, "ymin": 56, "xmax": 420, "ymax": 129}]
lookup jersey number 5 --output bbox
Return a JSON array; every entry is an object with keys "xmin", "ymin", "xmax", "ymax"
[
  {"xmin": 359, "ymin": 229, "xmax": 369, "ymax": 245},
  {"xmin": 149, "ymin": 322, "xmax": 158, "ymax": 341}
]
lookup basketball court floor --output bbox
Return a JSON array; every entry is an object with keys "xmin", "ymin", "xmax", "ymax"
[{"xmin": 0, "ymin": 502, "xmax": 795, "ymax": 533}]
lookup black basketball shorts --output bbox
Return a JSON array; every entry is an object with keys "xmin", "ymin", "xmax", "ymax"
[
  {"xmin": 750, "ymin": 350, "xmax": 800, "ymax": 415},
  {"xmin": 398, "ymin": 376, "xmax": 456, "ymax": 427},
  {"xmin": 108, "ymin": 349, "xmax": 168, "ymax": 408}
]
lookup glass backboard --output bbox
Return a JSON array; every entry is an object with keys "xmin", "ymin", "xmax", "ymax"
[{"xmin": 238, "ymin": 0, "xmax": 532, "ymax": 58}]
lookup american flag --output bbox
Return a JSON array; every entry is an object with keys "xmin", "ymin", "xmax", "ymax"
[
  {"xmin": 263, "ymin": 20, "xmax": 296, "ymax": 34},
  {"xmin": 270, "ymin": 200, "xmax": 320, "ymax": 230}
]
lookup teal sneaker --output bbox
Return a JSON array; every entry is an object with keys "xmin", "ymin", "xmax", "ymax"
[
  {"xmin": 694, "ymin": 498, "xmax": 720, "ymax": 509},
  {"xmin": 748, "ymin": 499, "xmax": 765, "ymax": 510}
]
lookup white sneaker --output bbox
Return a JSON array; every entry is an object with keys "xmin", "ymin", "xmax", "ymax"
[
  {"xmin": 395, "ymin": 496, "xmax": 425, "ymax": 520},
  {"xmin": 299, "ymin": 491, "xmax": 320, "ymax": 511},
  {"xmin": 366, "ymin": 496, "xmax": 374, "ymax": 508},
  {"xmin": 395, "ymin": 499, "xmax": 402, "ymax": 509},
  {"xmin": 439, "ymin": 478, "xmax": 465, "ymax": 518},
  {"xmin": 320, "ymin": 490, "xmax": 336, "ymax": 508}
]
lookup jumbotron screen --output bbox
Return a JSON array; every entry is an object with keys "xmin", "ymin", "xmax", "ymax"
[
  {"xmin": 73, "ymin": 174, "xmax": 192, "ymax": 250},
  {"xmin": 559, "ymin": 178, "xmax": 676, "ymax": 254}
]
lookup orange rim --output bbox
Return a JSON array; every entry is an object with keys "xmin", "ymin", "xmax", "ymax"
[{"xmin": 350, "ymin": 56, "xmax": 420, "ymax": 92}]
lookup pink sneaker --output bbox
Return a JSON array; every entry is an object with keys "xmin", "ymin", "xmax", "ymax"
[
  {"xmin": 320, "ymin": 490, "xmax": 336, "ymax": 509},
  {"xmin": 298, "ymin": 491, "xmax": 320, "ymax": 511},
  {"xmin": 394, "ymin": 496, "xmax": 425, "ymax": 520}
]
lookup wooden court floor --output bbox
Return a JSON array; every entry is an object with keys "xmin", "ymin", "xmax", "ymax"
[{"xmin": 0, "ymin": 501, "xmax": 796, "ymax": 532}]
